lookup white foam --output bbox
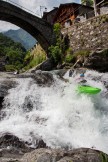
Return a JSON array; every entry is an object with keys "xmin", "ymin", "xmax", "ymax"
[{"xmin": 0, "ymin": 71, "xmax": 108, "ymax": 153}]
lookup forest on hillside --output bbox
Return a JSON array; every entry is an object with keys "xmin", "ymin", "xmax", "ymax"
[
  {"xmin": 0, "ymin": 33, "xmax": 46, "ymax": 72},
  {"xmin": 0, "ymin": 33, "xmax": 26, "ymax": 71}
]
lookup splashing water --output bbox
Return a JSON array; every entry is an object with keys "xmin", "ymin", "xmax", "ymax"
[{"xmin": 0, "ymin": 70, "xmax": 108, "ymax": 153}]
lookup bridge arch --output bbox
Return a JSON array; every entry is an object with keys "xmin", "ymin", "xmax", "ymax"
[{"xmin": 0, "ymin": 1, "xmax": 54, "ymax": 52}]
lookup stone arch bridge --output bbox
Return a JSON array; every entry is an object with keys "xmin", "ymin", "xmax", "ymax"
[{"xmin": 0, "ymin": 0, "xmax": 54, "ymax": 53}]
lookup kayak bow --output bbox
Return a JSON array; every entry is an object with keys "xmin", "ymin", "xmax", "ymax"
[{"xmin": 78, "ymin": 85, "xmax": 101, "ymax": 94}]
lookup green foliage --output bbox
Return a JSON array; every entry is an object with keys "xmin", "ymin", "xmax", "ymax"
[
  {"xmin": 66, "ymin": 48, "xmax": 73, "ymax": 55},
  {"xmin": 49, "ymin": 45, "xmax": 62, "ymax": 63},
  {"xmin": 5, "ymin": 65, "xmax": 16, "ymax": 71},
  {"xmin": 74, "ymin": 50, "xmax": 90, "ymax": 57},
  {"xmin": 6, "ymin": 48, "xmax": 25, "ymax": 64},
  {"xmin": 24, "ymin": 51, "xmax": 33, "ymax": 65},
  {"xmin": 6, "ymin": 47, "xmax": 26, "ymax": 71},
  {"xmin": 100, "ymin": 152, "xmax": 108, "ymax": 162},
  {"xmin": 53, "ymin": 23, "xmax": 61, "ymax": 37},
  {"xmin": 65, "ymin": 54, "xmax": 74, "ymax": 63},
  {"xmin": 30, "ymin": 55, "xmax": 45, "ymax": 67},
  {"xmin": 23, "ymin": 51, "xmax": 46, "ymax": 71},
  {"xmin": 81, "ymin": 0, "xmax": 93, "ymax": 6},
  {"xmin": 65, "ymin": 48, "xmax": 74, "ymax": 63},
  {"xmin": 48, "ymin": 23, "xmax": 64, "ymax": 63},
  {"xmin": 0, "ymin": 33, "xmax": 26, "ymax": 71}
]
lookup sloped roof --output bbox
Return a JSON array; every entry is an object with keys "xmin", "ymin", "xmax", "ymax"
[
  {"xmin": 53, "ymin": 2, "xmax": 93, "ymax": 22},
  {"xmin": 59, "ymin": 2, "xmax": 93, "ymax": 8},
  {"xmin": 42, "ymin": 7, "xmax": 58, "ymax": 19}
]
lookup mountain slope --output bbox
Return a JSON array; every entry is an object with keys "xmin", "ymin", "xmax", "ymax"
[
  {"xmin": 4, "ymin": 28, "xmax": 37, "ymax": 50},
  {"xmin": 0, "ymin": 33, "xmax": 26, "ymax": 71}
]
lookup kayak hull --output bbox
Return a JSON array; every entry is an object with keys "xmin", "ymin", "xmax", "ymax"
[{"xmin": 78, "ymin": 85, "xmax": 101, "ymax": 94}]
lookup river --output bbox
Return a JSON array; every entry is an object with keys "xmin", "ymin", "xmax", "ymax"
[{"xmin": 0, "ymin": 70, "xmax": 108, "ymax": 154}]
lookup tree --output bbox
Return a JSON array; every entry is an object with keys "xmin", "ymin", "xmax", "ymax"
[
  {"xmin": 81, "ymin": 0, "xmax": 99, "ymax": 16},
  {"xmin": 0, "ymin": 33, "xmax": 26, "ymax": 71},
  {"xmin": 93, "ymin": 0, "xmax": 98, "ymax": 16},
  {"xmin": 48, "ymin": 23, "xmax": 64, "ymax": 63},
  {"xmin": 81, "ymin": 0, "xmax": 93, "ymax": 7}
]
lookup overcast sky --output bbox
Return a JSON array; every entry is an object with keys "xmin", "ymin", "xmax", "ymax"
[{"xmin": 0, "ymin": 0, "xmax": 80, "ymax": 32}]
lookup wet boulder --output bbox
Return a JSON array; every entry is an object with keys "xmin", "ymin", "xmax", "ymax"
[
  {"xmin": 37, "ymin": 58, "xmax": 56, "ymax": 71},
  {"xmin": 0, "ymin": 79, "xmax": 16, "ymax": 97},
  {"xmin": 32, "ymin": 71, "xmax": 54, "ymax": 87},
  {"xmin": 22, "ymin": 148, "xmax": 108, "ymax": 162},
  {"xmin": 28, "ymin": 58, "xmax": 56, "ymax": 73},
  {"xmin": 0, "ymin": 78, "xmax": 17, "ymax": 113},
  {"xmin": 84, "ymin": 49, "xmax": 108, "ymax": 72},
  {"xmin": 0, "ymin": 133, "xmax": 31, "ymax": 153}
]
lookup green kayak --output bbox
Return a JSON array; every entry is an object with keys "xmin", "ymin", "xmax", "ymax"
[{"xmin": 78, "ymin": 85, "xmax": 101, "ymax": 94}]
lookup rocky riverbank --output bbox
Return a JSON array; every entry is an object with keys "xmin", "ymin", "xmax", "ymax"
[
  {"xmin": 29, "ymin": 48, "xmax": 108, "ymax": 73},
  {"xmin": 21, "ymin": 148, "xmax": 108, "ymax": 162},
  {"xmin": 1, "ymin": 147, "xmax": 108, "ymax": 162}
]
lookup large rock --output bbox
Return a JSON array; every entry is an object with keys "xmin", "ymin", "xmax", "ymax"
[
  {"xmin": 0, "ymin": 133, "xmax": 32, "ymax": 162},
  {"xmin": 11, "ymin": 71, "xmax": 54, "ymax": 87},
  {"xmin": 39, "ymin": 58, "xmax": 56, "ymax": 71},
  {"xmin": 0, "ymin": 133, "xmax": 31, "ymax": 153},
  {"xmin": 32, "ymin": 71, "xmax": 54, "ymax": 87},
  {"xmin": 84, "ymin": 49, "xmax": 108, "ymax": 72},
  {"xmin": 0, "ymin": 75, "xmax": 17, "ymax": 112},
  {"xmin": 0, "ymin": 80, "xmax": 16, "ymax": 97},
  {"xmin": 28, "ymin": 58, "xmax": 56, "ymax": 72},
  {"xmin": 22, "ymin": 148, "xmax": 108, "ymax": 162},
  {"xmin": 0, "ymin": 134, "xmax": 47, "ymax": 162}
]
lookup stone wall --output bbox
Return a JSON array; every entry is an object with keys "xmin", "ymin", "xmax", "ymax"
[
  {"xmin": 62, "ymin": 14, "xmax": 108, "ymax": 52},
  {"xmin": 100, "ymin": 6, "xmax": 108, "ymax": 15}
]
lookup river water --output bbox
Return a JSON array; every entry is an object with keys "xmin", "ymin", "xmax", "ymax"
[{"xmin": 0, "ymin": 70, "xmax": 108, "ymax": 153}]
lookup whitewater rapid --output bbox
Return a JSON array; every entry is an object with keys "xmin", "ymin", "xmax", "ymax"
[{"xmin": 0, "ymin": 70, "xmax": 108, "ymax": 153}]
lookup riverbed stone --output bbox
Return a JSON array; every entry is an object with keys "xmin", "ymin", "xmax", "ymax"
[
  {"xmin": 0, "ymin": 133, "xmax": 31, "ymax": 152},
  {"xmin": 32, "ymin": 71, "xmax": 54, "ymax": 86},
  {"xmin": 83, "ymin": 49, "xmax": 108, "ymax": 72},
  {"xmin": 22, "ymin": 148, "xmax": 107, "ymax": 162},
  {"xmin": 0, "ymin": 79, "xmax": 16, "ymax": 97}
]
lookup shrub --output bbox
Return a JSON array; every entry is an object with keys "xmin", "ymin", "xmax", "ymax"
[
  {"xmin": 24, "ymin": 51, "xmax": 33, "ymax": 65},
  {"xmin": 74, "ymin": 50, "xmax": 90, "ymax": 57},
  {"xmin": 53, "ymin": 23, "xmax": 61, "ymax": 37},
  {"xmin": 65, "ymin": 48, "xmax": 74, "ymax": 63},
  {"xmin": 48, "ymin": 23, "xmax": 64, "ymax": 64},
  {"xmin": 49, "ymin": 45, "xmax": 62, "ymax": 63},
  {"xmin": 66, "ymin": 48, "xmax": 73, "ymax": 55},
  {"xmin": 30, "ymin": 54, "xmax": 46, "ymax": 67},
  {"xmin": 5, "ymin": 65, "xmax": 16, "ymax": 71},
  {"xmin": 0, "ymin": 33, "xmax": 26, "ymax": 72},
  {"xmin": 65, "ymin": 54, "xmax": 74, "ymax": 63},
  {"xmin": 24, "ymin": 52, "xmax": 46, "ymax": 70},
  {"xmin": 100, "ymin": 152, "xmax": 108, "ymax": 162}
]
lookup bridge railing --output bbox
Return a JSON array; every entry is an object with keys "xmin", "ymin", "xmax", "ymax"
[{"xmin": 0, "ymin": 0, "xmax": 41, "ymax": 17}]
